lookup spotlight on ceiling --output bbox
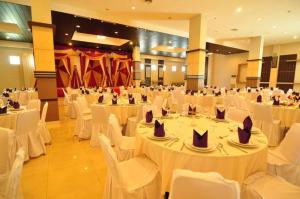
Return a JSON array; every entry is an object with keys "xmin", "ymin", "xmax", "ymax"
[
  {"xmin": 76, "ymin": 25, "xmax": 80, "ymax": 28},
  {"xmin": 97, "ymin": 35, "xmax": 106, "ymax": 40}
]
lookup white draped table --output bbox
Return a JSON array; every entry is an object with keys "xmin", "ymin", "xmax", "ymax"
[
  {"xmin": 0, "ymin": 108, "xmax": 27, "ymax": 130},
  {"xmin": 135, "ymin": 115, "xmax": 268, "ymax": 193}
]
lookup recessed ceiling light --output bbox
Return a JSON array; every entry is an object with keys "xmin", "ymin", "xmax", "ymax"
[
  {"xmin": 68, "ymin": 42, "xmax": 72, "ymax": 46},
  {"xmin": 65, "ymin": 33, "xmax": 69, "ymax": 36},
  {"xmin": 105, "ymin": 8, "xmax": 110, "ymax": 11},
  {"xmin": 230, "ymin": 28, "xmax": 238, "ymax": 31},
  {"xmin": 27, "ymin": 28, "xmax": 31, "ymax": 31},
  {"xmin": 284, "ymin": 32, "xmax": 288, "ymax": 34},
  {"xmin": 228, "ymin": 51, "xmax": 231, "ymax": 54},
  {"xmin": 216, "ymin": 49, "xmax": 219, "ymax": 52},
  {"xmin": 76, "ymin": 25, "xmax": 80, "ymax": 28},
  {"xmin": 96, "ymin": 46, "xmax": 99, "ymax": 48},
  {"xmin": 257, "ymin": 18, "xmax": 262, "ymax": 22},
  {"xmin": 131, "ymin": 6, "xmax": 136, "ymax": 10},
  {"xmin": 6, "ymin": 36, "xmax": 10, "ymax": 39},
  {"xmin": 293, "ymin": 36, "xmax": 298, "ymax": 39},
  {"xmin": 236, "ymin": 7, "xmax": 242, "ymax": 13},
  {"xmin": 97, "ymin": 35, "xmax": 106, "ymax": 40},
  {"xmin": 74, "ymin": 15, "xmax": 77, "ymax": 18},
  {"xmin": 272, "ymin": 25, "xmax": 277, "ymax": 29},
  {"xmin": 114, "ymin": 31, "xmax": 118, "ymax": 34},
  {"xmin": 168, "ymin": 40, "xmax": 172, "ymax": 44},
  {"xmin": 129, "ymin": 41, "xmax": 133, "ymax": 45},
  {"xmin": 118, "ymin": 48, "xmax": 122, "ymax": 51},
  {"xmin": 167, "ymin": 46, "xmax": 174, "ymax": 50}
]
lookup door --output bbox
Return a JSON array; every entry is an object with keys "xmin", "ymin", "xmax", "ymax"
[
  {"xmin": 144, "ymin": 58, "xmax": 151, "ymax": 86},
  {"xmin": 277, "ymin": 54, "xmax": 297, "ymax": 91},
  {"xmin": 158, "ymin": 60, "xmax": 164, "ymax": 85},
  {"xmin": 260, "ymin": 56, "xmax": 272, "ymax": 88}
]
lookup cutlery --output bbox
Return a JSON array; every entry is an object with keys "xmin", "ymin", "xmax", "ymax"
[
  {"xmin": 228, "ymin": 144, "xmax": 248, "ymax": 153},
  {"xmin": 180, "ymin": 142, "xmax": 185, "ymax": 151},
  {"xmin": 216, "ymin": 145, "xmax": 225, "ymax": 155},
  {"xmin": 164, "ymin": 137, "xmax": 178, "ymax": 146},
  {"xmin": 218, "ymin": 143, "xmax": 229, "ymax": 155},
  {"xmin": 168, "ymin": 138, "xmax": 180, "ymax": 147}
]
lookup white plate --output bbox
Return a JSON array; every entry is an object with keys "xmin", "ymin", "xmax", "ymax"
[
  {"xmin": 141, "ymin": 120, "xmax": 155, "ymax": 126},
  {"xmin": 228, "ymin": 136, "xmax": 258, "ymax": 148},
  {"xmin": 212, "ymin": 118, "xmax": 229, "ymax": 123},
  {"xmin": 232, "ymin": 125, "xmax": 260, "ymax": 134},
  {"xmin": 147, "ymin": 134, "xmax": 171, "ymax": 141},
  {"xmin": 184, "ymin": 139, "xmax": 216, "ymax": 152},
  {"xmin": 9, "ymin": 108, "xmax": 23, "ymax": 111}
]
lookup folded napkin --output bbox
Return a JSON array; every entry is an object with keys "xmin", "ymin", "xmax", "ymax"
[
  {"xmin": 273, "ymin": 96, "xmax": 280, "ymax": 106},
  {"xmin": 237, "ymin": 88, "xmax": 240, "ymax": 92},
  {"xmin": 243, "ymin": 116, "xmax": 253, "ymax": 132},
  {"xmin": 2, "ymin": 92, "xmax": 9, "ymax": 97},
  {"xmin": 112, "ymin": 95, "xmax": 118, "ymax": 105},
  {"xmin": 162, "ymin": 108, "xmax": 168, "ymax": 116},
  {"xmin": 238, "ymin": 127, "xmax": 251, "ymax": 144},
  {"xmin": 203, "ymin": 92, "xmax": 207, "ymax": 96},
  {"xmin": 81, "ymin": 90, "xmax": 85, "ymax": 94},
  {"xmin": 188, "ymin": 105, "xmax": 196, "ymax": 115},
  {"xmin": 193, "ymin": 130, "xmax": 208, "ymax": 148},
  {"xmin": 85, "ymin": 90, "xmax": 90, "ymax": 95},
  {"xmin": 186, "ymin": 90, "xmax": 190, "ymax": 95},
  {"xmin": 98, "ymin": 95, "xmax": 104, "ymax": 103},
  {"xmin": 150, "ymin": 87, "xmax": 154, "ymax": 91},
  {"xmin": 111, "ymin": 89, "xmax": 114, "ymax": 94},
  {"xmin": 128, "ymin": 93, "xmax": 133, "ymax": 99},
  {"xmin": 216, "ymin": 108, "xmax": 225, "ymax": 120},
  {"xmin": 154, "ymin": 120, "xmax": 165, "ymax": 137},
  {"xmin": 145, "ymin": 110, "xmax": 153, "ymax": 123},
  {"xmin": 247, "ymin": 89, "xmax": 251, "ymax": 93},
  {"xmin": 0, "ymin": 106, "xmax": 7, "ymax": 114},
  {"xmin": 8, "ymin": 99, "xmax": 14, "ymax": 106},
  {"xmin": 256, "ymin": 95, "xmax": 262, "ymax": 103},
  {"xmin": 190, "ymin": 91, "xmax": 195, "ymax": 96},
  {"xmin": 13, "ymin": 101, "xmax": 20, "ymax": 109},
  {"xmin": 129, "ymin": 97, "xmax": 135, "ymax": 104},
  {"xmin": 141, "ymin": 94, "xmax": 147, "ymax": 102}
]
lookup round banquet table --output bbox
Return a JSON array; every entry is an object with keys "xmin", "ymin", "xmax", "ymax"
[
  {"xmin": 93, "ymin": 98, "xmax": 144, "ymax": 125},
  {"xmin": 135, "ymin": 114, "xmax": 268, "ymax": 193},
  {"xmin": 0, "ymin": 108, "xmax": 27, "ymax": 130},
  {"xmin": 184, "ymin": 94, "xmax": 224, "ymax": 105}
]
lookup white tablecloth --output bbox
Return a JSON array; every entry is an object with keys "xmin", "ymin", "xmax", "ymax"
[
  {"xmin": 135, "ymin": 115, "xmax": 268, "ymax": 193},
  {"xmin": 184, "ymin": 95, "xmax": 225, "ymax": 105},
  {"xmin": 272, "ymin": 106, "xmax": 300, "ymax": 128},
  {"xmin": 93, "ymin": 98, "xmax": 143, "ymax": 125},
  {"xmin": 0, "ymin": 108, "xmax": 27, "ymax": 130}
]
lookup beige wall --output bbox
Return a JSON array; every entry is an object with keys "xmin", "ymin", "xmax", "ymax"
[
  {"xmin": 140, "ymin": 54, "xmax": 186, "ymax": 85},
  {"xmin": 263, "ymin": 42, "xmax": 300, "ymax": 89},
  {"xmin": 211, "ymin": 53, "xmax": 249, "ymax": 88},
  {"xmin": 0, "ymin": 46, "xmax": 35, "ymax": 91}
]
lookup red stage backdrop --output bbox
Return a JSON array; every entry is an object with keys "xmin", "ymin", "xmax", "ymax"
[{"xmin": 54, "ymin": 46, "xmax": 133, "ymax": 88}]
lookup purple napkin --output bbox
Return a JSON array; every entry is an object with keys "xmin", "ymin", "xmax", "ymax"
[
  {"xmin": 8, "ymin": 99, "xmax": 14, "ymax": 106},
  {"xmin": 237, "ymin": 88, "xmax": 240, "ymax": 93},
  {"xmin": 243, "ymin": 116, "xmax": 253, "ymax": 131},
  {"xmin": 216, "ymin": 109, "xmax": 225, "ymax": 120},
  {"xmin": 141, "ymin": 94, "xmax": 147, "ymax": 102},
  {"xmin": 188, "ymin": 105, "xmax": 196, "ymax": 115},
  {"xmin": 247, "ymin": 89, "xmax": 251, "ymax": 93},
  {"xmin": 112, "ymin": 95, "xmax": 117, "ymax": 105},
  {"xmin": 81, "ymin": 90, "xmax": 85, "ymax": 94},
  {"xmin": 162, "ymin": 108, "xmax": 168, "ymax": 116},
  {"xmin": 154, "ymin": 120, "xmax": 165, "ymax": 137},
  {"xmin": 13, "ymin": 101, "xmax": 20, "ymax": 109},
  {"xmin": 145, "ymin": 110, "xmax": 153, "ymax": 123},
  {"xmin": 111, "ymin": 89, "xmax": 114, "ymax": 94},
  {"xmin": 128, "ymin": 93, "xmax": 132, "ymax": 99},
  {"xmin": 0, "ymin": 106, "xmax": 7, "ymax": 114},
  {"xmin": 273, "ymin": 97, "xmax": 280, "ymax": 106},
  {"xmin": 238, "ymin": 127, "xmax": 251, "ymax": 144},
  {"xmin": 2, "ymin": 92, "xmax": 9, "ymax": 97},
  {"xmin": 98, "ymin": 95, "xmax": 104, "ymax": 103},
  {"xmin": 85, "ymin": 90, "xmax": 90, "ymax": 95},
  {"xmin": 193, "ymin": 130, "xmax": 208, "ymax": 148},
  {"xmin": 129, "ymin": 97, "xmax": 135, "ymax": 104},
  {"xmin": 203, "ymin": 93, "xmax": 207, "ymax": 96},
  {"xmin": 257, "ymin": 95, "xmax": 262, "ymax": 103}
]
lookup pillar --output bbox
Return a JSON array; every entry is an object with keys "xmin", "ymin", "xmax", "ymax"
[
  {"xmin": 186, "ymin": 14, "xmax": 207, "ymax": 90},
  {"xmin": 246, "ymin": 36, "xmax": 264, "ymax": 88},
  {"xmin": 29, "ymin": 0, "xmax": 59, "ymax": 121},
  {"xmin": 132, "ymin": 46, "xmax": 141, "ymax": 86}
]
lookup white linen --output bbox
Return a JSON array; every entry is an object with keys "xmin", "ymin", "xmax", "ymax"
[
  {"xmin": 169, "ymin": 169, "xmax": 240, "ymax": 199},
  {"xmin": 37, "ymin": 102, "xmax": 51, "ymax": 144},
  {"xmin": 99, "ymin": 134, "xmax": 162, "ymax": 199},
  {"xmin": 73, "ymin": 101, "xmax": 92, "ymax": 139},
  {"xmin": 135, "ymin": 115, "xmax": 268, "ymax": 193}
]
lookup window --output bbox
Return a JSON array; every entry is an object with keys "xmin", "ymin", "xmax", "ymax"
[
  {"xmin": 181, "ymin": 66, "xmax": 186, "ymax": 72},
  {"xmin": 171, "ymin": 65, "xmax": 177, "ymax": 72},
  {"xmin": 9, "ymin": 56, "xmax": 20, "ymax": 65},
  {"xmin": 151, "ymin": 64, "xmax": 157, "ymax": 71},
  {"xmin": 140, "ymin": 63, "xmax": 145, "ymax": 70}
]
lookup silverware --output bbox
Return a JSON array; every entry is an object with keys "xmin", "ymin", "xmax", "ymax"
[
  {"xmin": 180, "ymin": 142, "xmax": 185, "ymax": 151},
  {"xmin": 216, "ymin": 145, "xmax": 224, "ymax": 155},
  {"xmin": 218, "ymin": 135, "xmax": 229, "ymax": 139},
  {"xmin": 228, "ymin": 144, "xmax": 248, "ymax": 153},
  {"xmin": 168, "ymin": 138, "xmax": 179, "ymax": 147},
  {"xmin": 164, "ymin": 137, "xmax": 178, "ymax": 146},
  {"xmin": 218, "ymin": 143, "xmax": 229, "ymax": 155}
]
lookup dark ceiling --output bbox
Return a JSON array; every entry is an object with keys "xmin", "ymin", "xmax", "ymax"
[{"xmin": 0, "ymin": 1, "xmax": 248, "ymax": 57}]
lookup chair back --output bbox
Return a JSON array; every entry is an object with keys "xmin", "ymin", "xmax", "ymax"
[
  {"xmin": 279, "ymin": 123, "xmax": 300, "ymax": 164},
  {"xmin": 27, "ymin": 99, "xmax": 41, "ymax": 111},
  {"xmin": 252, "ymin": 103, "xmax": 273, "ymax": 123},
  {"xmin": 16, "ymin": 110, "xmax": 39, "ymax": 136},
  {"xmin": 108, "ymin": 114, "xmax": 122, "ymax": 147},
  {"xmin": 41, "ymin": 102, "xmax": 48, "ymax": 123},
  {"xmin": 5, "ymin": 148, "xmax": 25, "ymax": 199},
  {"xmin": 169, "ymin": 169, "xmax": 240, "ymax": 199},
  {"xmin": 98, "ymin": 134, "xmax": 124, "ymax": 187},
  {"xmin": 91, "ymin": 105, "xmax": 109, "ymax": 134},
  {"xmin": 77, "ymin": 96, "xmax": 89, "ymax": 110},
  {"xmin": 18, "ymin": 92, "xmax": 29, "ymax": 105},
  {"xmin": 227, "ymin": 107, "xmax": 250, "ymax": 123},
  {"xmin": 0, "ymin": 127, "xmax": 14, "ymax": 174}
]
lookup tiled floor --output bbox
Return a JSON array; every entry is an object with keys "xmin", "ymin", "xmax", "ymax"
[{"xmin": 21, "ymin": 99, "xmax": 107, "ymax": 199}]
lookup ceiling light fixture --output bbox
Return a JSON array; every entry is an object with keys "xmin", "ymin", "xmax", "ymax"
[
  {"xmin": 118, "ymin": 48, "xmax": 122, "ymax": 51},
  {"xmin": 65, "ymin": 33, "xmax": 69, "ymax": 36},
  {"xmin": 272, "ymin": 25, "xmax": 277, "ymax": 29},
  {"xmin": 96, "ymin": 46, "xmax": 99, "ymax": 48},
  {"xmin": 257, "ymin": 18, "xmax": 262, "ymax": 22},
  {"xmin": 293, "ymin": 36, "xmax": 298, "ymax": 39},
  {"xmin": 76, "ymin": 25, "xmax": 80, "ymax": 28},
  {"xmin": 228, "ymin": 51, "xmax": 231, "ymax": 54},
  {"xmin": 236, "ymin": 7, "xmax": 242, "ymax": 13},
  {"xmin": 114, "ymin": 31, "xmax": 118, "ymax": 34},
  {"xmin": 131, "ymin": 6, "xmax": 136, "ymax": 10},
  {"xmin": 168, "ymin": 40, "xmax": 172, "ymax": 44},
  {"xmin": 129, "ymin": 41, "xmax": 133, "ymax": 45},
  {"xmin": 97, "ymin": 35, "xmax": 106, "ymax": 40},
  {"xmin": 68, "ymin": 42, "xmax": 72, "ymax": 46}
]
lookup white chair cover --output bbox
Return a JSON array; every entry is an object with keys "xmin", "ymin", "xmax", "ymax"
[
  {"xmin": 227, "ymin": 107, "xmax": 250, "ymax": 123},
  {"xmin": 4, "ymin": 148, "xmax": 25, "ymax": 199},
  {"xmin": 77, "ymin": 96, "xmax": 91, "ymax": 114},
  {"xmin": 99, "ymin": 134, "xmax": 161, "ymax": 199},
  {"xmin": 18, "ymin": 92, "xmax": 29, "ymax": 105},
  {"xmin": 37, "ymin": 102, "xmax": 51, "ymax": 144},
  {"xmin": 242, "ymin": 172, "xmax": 300, "ymax": 199},
  {"xmin": 90, "ymin": 105, "xmax": 109, "ymax": 147},
  {"xmin": 108, "ymin": 114, "xmax": 135, "ymax": 161},
  {"xmin": 268, "ymin": 123, "xmax": 300, "ymax": 186},
  {"xmin": 26, "ymin": 99, "xmax": 41, "ymax": 112},
  {"xmin": 73, "ymin": 101, "xmax": 92, "ymax": 139},
  {"xmin": 169, "ymin": 169, "xmax": 240, "ymax": 199},
  {"xmin": 252, "ymin": 103, "xmax": 283, "ymax": 146}
]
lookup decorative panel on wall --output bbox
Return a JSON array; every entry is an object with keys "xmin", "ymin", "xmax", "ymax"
[
  {"xmin": 260, "ymin": 56, "xmax": 272, "ymax": 87},
  {"xmin": 277, "ymin": 54, "xmax": 297, "ymax": 91}
]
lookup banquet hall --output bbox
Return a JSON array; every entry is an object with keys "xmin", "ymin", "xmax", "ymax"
[{"xmin": 1, "ymin": 0, "xmax": 300, "ymax": 198}]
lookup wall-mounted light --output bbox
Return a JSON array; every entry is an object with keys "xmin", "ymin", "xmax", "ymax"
[
  {"xmin": 151, "ymin": 64, "xmax": 157, "ymax": 71},
  {"xmin": 140, "ymin": 63, "xmax": 144, "ymax": 70},
  {"xmin": 181, "ymin": 66, "xmax": 186, "ymax": 72},
  {"xmin": 9, "ymin": 55, "xmax": 20, "ymax": 65},
  {"xmin": 172, "ymin": 65, "xmax": 177, "ymax": 72}
]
